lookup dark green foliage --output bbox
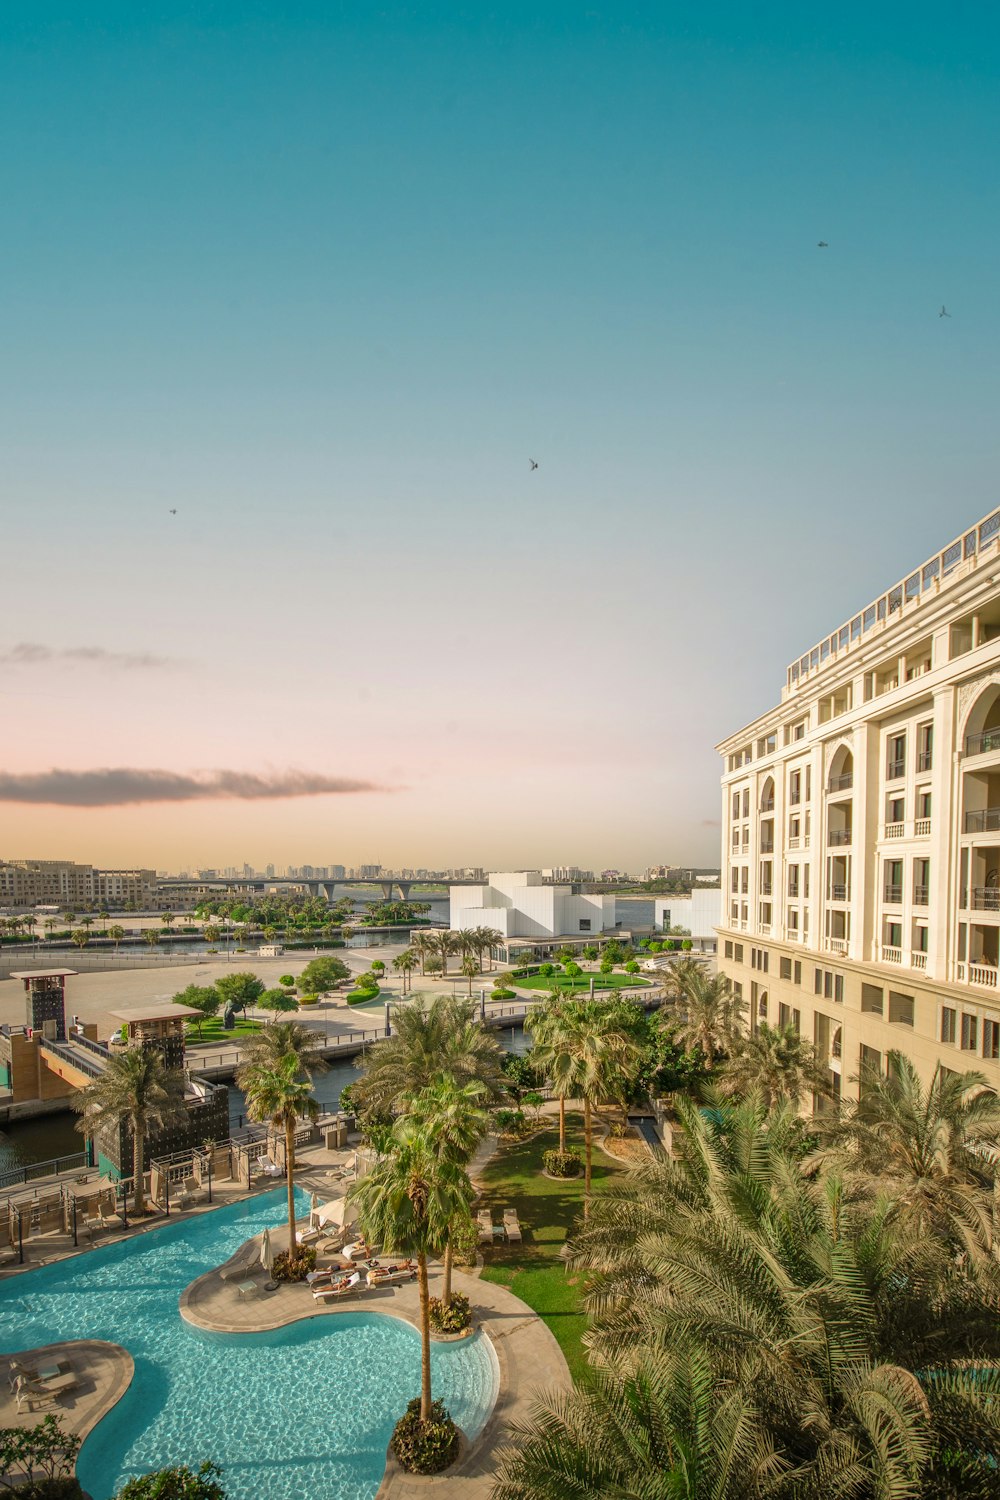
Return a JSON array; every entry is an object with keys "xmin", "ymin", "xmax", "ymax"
[
  {"xmin": 390, "ymin": 1399, "xmax": 459, "ymax": 1474},
  {"xmin": 271, "ymin": 1246, "xmax": 316, "ymax": 1281},
  {"xmin": 494, "ymin": 1108, "xmax": 526, "ymax": 1136},
  {"xmin": 429, "ymin": 1292, "xmax": 472, "ymax": 1332},
  {"xmin": 491, "ymin": 987, "xmax": 516, "ymax": 1000},
  {"xmin": 0, "ymin": 1417, "xmax": 81, "ymax": 1495},
  {"xmin": 542, "ymin": 1147, "xmax": 581, "ymax": 1177},
  {"xmin": 113, "ymin": 1461, "xmax": 227, "ymax": 1499},
  {"xmin": 296, "ymin": 955, "xmax": 351, "ymax": 991},
  {"xmin": 500, "ymin": 1053, "xmax": 540, "ymax": 1095}
]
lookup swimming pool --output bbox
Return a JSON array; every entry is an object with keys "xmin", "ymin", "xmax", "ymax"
[{"xmin": 0, "ymin": 1189, "xmax": 498, "ymax": 1500}]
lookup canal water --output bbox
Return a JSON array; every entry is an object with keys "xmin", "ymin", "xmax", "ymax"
[{"xmin": 0, "ymin": 1023, "xmax": 532, "ymax": 1175}]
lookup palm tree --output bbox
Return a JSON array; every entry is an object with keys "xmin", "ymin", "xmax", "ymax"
[
  {"xmin": 815, "ymin": 1051, "xmax": 1000, "ymax": 1262},
  {"xmin": 73, "ymin": 1048, "xmax": 188, "ymax": 1215},
  {"xmin": 349, "ymin": 1117, "xmax": 471, "ymax": 1420},
  {"xmin": 236, "ymin": 1020, "xmax": 328, "ymax": 1249},
  {"xmin": 353, "ymin": 995, "xmax": 507, "ymax": 1119},
  {"xmin": 663, "ymin": 958, "xmax": 745, "ymax": 1067},
  {"xmin": 392, "ymin": 949, "xmax": 418, "ymax": 994},
  {"xmin": 525, "ymin": 997, "xmax": 576, "ymax": 1154},
  {"xmin": 160, "ymin": 911, "xmax": 176, "ymax": 931},
  {"xmin": 108, "ymin": 924, "xmax": 125, "ymax": 955},
  {"xmin": 203, "ymin": 924, "xmax": 221, "ymax": 944},
  {"xmin": 460, "ymin": 953, "xmax": 479, "ymax": 997},
  {"xmin": 432, "ymin": 930, "xmax": 457, "ymax": 977},
  {"xmin": 71, "ymin": 928, "xmax": 90, "ymax": 951},
  {"xmin": 493, "ymin": 1343, "xmax": 784, "ymax": 1500},
  {"xmin": 409, "ymin": 1076, "xmax": 489, "ymax": 1307},
  {"xmin": 561, "ymin": 1001, "xmax": 642, "ymax": 1213},
  {"xmin": 143, "ymin": 929, "xmax": 160, "ymax": 949},
  {"xmin": 410, "ymin": 931, "xmax": 433, "ymax": 976},
  {"xmin": 475, "ymin": 926, "xmax": 504, "ymax": 971},
  {"xmin": 43, "ymin": 917, "xmax": 58, "ymax": 942},
  {"xmin": 720, "ymin": 1021, "xmax": 831, "ymax": 1111}
]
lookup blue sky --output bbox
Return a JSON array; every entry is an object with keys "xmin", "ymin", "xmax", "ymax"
[{"xmin": 1, "ymin": 3, "xmax": 997, "ymax": 870}]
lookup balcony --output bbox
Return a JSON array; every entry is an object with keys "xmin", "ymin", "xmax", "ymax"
[
  {"xmin": 967, "ymin": 887, "xmax": 1000, "ymax": 912},
  {"xmin": 966, "ymin": 730, "xmax": 1000, "ymax": 757},
  {"xmin": 741, "ymin": 842, "xmax": 750, "ymax": 854},
  {"xmin": 917, "ymin": 750, "xmax": 933, "ymax": 771},
  {"xmin": 884, "ymin": 884, "xmax": 903, "ymax": 904},
  {"xmin": 887, "ymin": 759, "xmax": 906, "ymax": 779},
  {"xmin": 760, "ymin": 798, "xmax": 775, "ymax": 812},
  {"xmin": 831, "ymin": 1036, "xmax": 842, "ymax": 1059},
  {"xmin": 828, "ymin": 830, "xmax": 852, "ymax": 847},
  {"xmin": 788, "ymin": 835, "xmax": 801, "ymax": 849},
  {"xmin": 914, "ymin": 817, "xmax": 932, "ymax": 837},
  {"xmin": 828, "ymin": 773, "xmax": 853, "ymax": 792},
  {"xmin": 760, "ymin": 841, "xmax": 774, "ymax": 855},
  {"xmin": 957, "ymin": 961, "xmax": 999, "ymax": 989},
  {"xmin": 964, "ymin": 807, "xmax": 1000, "ymax": 834},
  {"xmin": 759, "ymin": 922, "xmax": 772, "ymax": 936},
  {"xmin": 911, "ymin": 950, "xmax": 928, "ymax": 970},
  {"xmin": 825, "ymin": 936, "xmax": 849, "ymax": 956},
  {"xmin": 881, "ymin": 945, "xmax": 903, "ymax": 964},
  {"xmin": 913, "ymin": 885, "xmax": 929, "ymax": 906},
  {"xmin": 829, "ymin": 884, "xmax": 849, "ymax": 901},
  {"xmin": 884, "ymin": 821, "xmax": 906, "ymax": 840},
  {"xmin": 785, "ymin": 928, "xmax": 801, "ymax": 943}
]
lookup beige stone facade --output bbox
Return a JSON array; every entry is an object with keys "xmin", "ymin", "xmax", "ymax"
[{"xmin": 717, "ymin": 508, "xmax": 1000, "ymax": 1103}]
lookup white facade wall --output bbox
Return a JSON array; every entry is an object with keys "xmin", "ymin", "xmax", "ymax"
[
  {"xmin": 654, "ymin": 888, "xmax": 723, "ymax": 940},
  {"xmin": 450, "ymin": 872, "xmax": 616, "ymax": 939}
]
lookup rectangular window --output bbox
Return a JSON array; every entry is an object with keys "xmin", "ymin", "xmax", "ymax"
[
  {"xmin": 834, "ymin": 975, "xmax": 844, "ymax": 1003},
  {"xmin": 788, "ymin": 866, "xmax": 799, "ymax": 898},
  {"xmin": 794, "ymin": 961, "xmax": 801, "ymax": 984},
  {"xmin": 724, "ymin": 940, "xmax": 733, "ymax": 959},
  {"xmin": 861, "ymin": 983, "xmax": 884, "ymax": 1016},
  {"xmin": 732, "ymin": 791, "xmax": 740, "ymax": 818},
  {"xmin": 780, "ymin": 956, "xmax": 792, "ymax": 980},
  {"xmin": 824, "ymin": 971, "xmax": 833, "ymax": 999},
  {"xmin": 961, "ymin": 1013, "xmax": 978, "ymax": 1051},
  {"xmin": 778, "ymin": 1002, "xmax": 791, "ymax": 1027},
  {"xmin": 888, "ymin": 991, "xmax": 914, "ymax": 1026},
  {"xmin": 789, "ymin": 771, "xmax": 801, "ymax": 806},
  {"xmin": 733, "ymin": 981, "xmax": 743, "ymax": 1002},
  {"xmin": 814, "ymin": 968, "xmax": 823, "ymax": 995},
  {"xmin": 887, "ymin": 734, "xmax": 906, "ymax": 778},
  {"xmin": 984, "ymin": 1019, "xmax": 1000, "ymax": 1060},
  {"xmin": 732, "ymin": 869, "xmax": 740, "ymax": 894},
  {"xmin": 941, "ymin": 1006, "xmax": 957, "ymax": 1044},
  {"xmin": 578, "ymin": 919, "xmax": 591, "ymax": 931},
  {"xmin": 742, "ymin": 788, "xmax": 750, "ymax": 818},
  {"xmin": 734, "ymin": 944, "xmax": 743, "ymax": 963}
]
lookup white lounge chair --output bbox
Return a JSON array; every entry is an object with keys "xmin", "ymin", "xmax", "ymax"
[
  {"xmin": 312, "ymin": 1270, "xmax": 363, "ymax": 1301},
  {"xmin": 219, "ymin": 1246, "xmax": 260, "ymax": 1282},
  {"xmin": 15, "ymin": 1370, "xmax": 79, "ymax": 1412},
  {"xmin": 503, "ymin": 1208, "xmax": 522, "ymax": 1244},
  {"xmin": 366, "ymin": 1261, "xmax": 418, "ymax": 1287},
  {"xmin": 477, "ymin": 1209, "xmax": 493, "ymax": 1245}
]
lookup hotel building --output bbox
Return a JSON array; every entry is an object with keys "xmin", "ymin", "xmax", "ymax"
[{"xmin": 717, "ymin": 509, "xmax": 1000, "ymax": 1103}]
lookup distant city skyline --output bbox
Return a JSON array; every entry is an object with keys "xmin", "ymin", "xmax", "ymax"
[{"xmin": 2, "ymin": 4, "xmax": 997, "ymax": 868}]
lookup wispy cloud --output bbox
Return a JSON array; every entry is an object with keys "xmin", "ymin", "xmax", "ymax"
[
  {"xmin": 0, "ymin": 768, "xmax": 389, "ymax": 807},
  {"xmin": 0, "ymin": 643, "xmax": 173, "ymax": 670}
]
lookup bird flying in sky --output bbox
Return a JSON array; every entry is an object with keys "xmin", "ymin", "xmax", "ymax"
[
  {"xmin": 529, "ymin": 459, "xmax": 538, "ymax": 470},
  {"xmin": 817, "ymin": 241, "xmax": 828, "ymax": 247},
  {"xmin": 939, "ymin": 305, "xmax": 951, "ymax": 318}
]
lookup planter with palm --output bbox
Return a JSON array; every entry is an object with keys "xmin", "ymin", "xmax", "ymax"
[{"xmin": 73, "ymin": 1047, "xmax": 189, "ymax": 1215}]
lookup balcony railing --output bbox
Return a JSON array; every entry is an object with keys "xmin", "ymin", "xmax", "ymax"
[
  {"xmin": 914, "ymin": 817, "xmax": 932, "ymax": 837},
  {"xmin": 759, "ymin": 922, "xmax": 772, "ymax": 936},
  {"xmin": 760, "ymin": 799, "xmax": 774, "ymax": 812},
  {"xmin": 788, "ymin": 835, "xmax": 801, "ymax": 849},
  {"xmin": 966, "ymin": 730, "xmax": 1000, "ymax": 757},
  {"xmin": 884, "ymin": 884, "xmax": 903, "ymax": 904},
  {"xmin": 887, "ymin": 758, "xmax": 906, "ymax": 779},
  {"xmin": 831, "ymin": 1037, "xmax": 842, "ymax": 1059},
  {"xmin": 913, "ymin": 885, "xmax": 929, "ymax": 906},
  {"xmin": 884, "ymin": 821, "xmax": 906, "ymax": 839},
  {"xmin": 785, "ymin": 928, "xmax": 801, "ymax": 943},
  {"xmin": 964, "ymin": 807, "xmax": 1000, "ymax": 834},
  {"xmin": 828, "ymin": 829, "xmax": 852, "ymax": 846},
  {"xmin": 825, "ymin": 936, "xmax": 849, "ymax": 955},
  {"xmin": 917, "ymin": 750, "xmax": 933, "ymax": 771},
  {"xmin": 881, "ymin": 945, "xmax": 903, "ymax": 964},
  {"xmin": 911, "ymin": 951, "xmax": 928, "ymax": 970},
  {"xmin": 760, "ymin": 842, "xmax": 774, "ymax": 855},
  {"xmin": 829, "ymin": 884, "xmax": 849, "ymax": 901},
  {"xmin": 958, "ymin": 961, "xmax": 999, "ymax": 989},
  {"xmin": 968, "ymin": 887, "xmax": 1000, "ymax": 912},
  {"xmin": 828, "ymin": 773, "xmax": 853, "ymax": 792}
]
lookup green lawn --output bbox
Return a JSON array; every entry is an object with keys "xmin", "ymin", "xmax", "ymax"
[
  {"xmin": 515, "ymin": 972, "xmax": 650, "ymax": 992},
  {"xmin": 346, "ymin": 986, "xmax": 382, "ymax": 1006},
  {"xmin": 184, "ymin": 1017, "xmax": 262, "ymax": 1044},
  {"xmin": 477, "ymin": 1115, "xmax": 625, "ymax": 1384}
]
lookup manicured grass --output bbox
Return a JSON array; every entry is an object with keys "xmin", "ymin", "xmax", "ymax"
[
  {"xmin": 515, "ymin": 972, "xmax": 650, "ymax": 992},
  {"xmin": 346, "ymin": 986, "xmax": 381, "ymax": 1006},
  {"xmin": 184, "ymin": 1017, "xmax": 262, "ymax": 1044},
  {"xmin": 477, "ymin": 1115, "xmax": 624, "ymax": 1384}
]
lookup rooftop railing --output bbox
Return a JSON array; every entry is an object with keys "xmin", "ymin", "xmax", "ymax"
[{"xmin": 786, "ymin": 507, "xmax": 1000, "ymax": 691}]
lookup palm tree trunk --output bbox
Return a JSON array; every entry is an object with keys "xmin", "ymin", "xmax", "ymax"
[
  {"xmin": 584, "ymin": 1096, "xmax": 592, "ymax": 1218},
  {"xmin": 559, "ymin": 1095, "xmax": 566, "ymax": 1154},
  {"xmin": 285, "ymin": 1115, "xmax": 297, "ymax": 1250},
  {"xmin": 442, "ymin": 1235, "xmax": 453, "ymax": 1309},
  {"xmin": 133, "ymin": 1119, "xmax": 146, "ymax": 1216},
  {"xmin": 417, "ymin": 1251, "xmax": 433, "ymax": 1421}
]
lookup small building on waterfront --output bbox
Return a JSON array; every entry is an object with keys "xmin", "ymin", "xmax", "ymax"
[{"xmin": 450, "ymin": 870, "xmax": 618, "ymax": 959}]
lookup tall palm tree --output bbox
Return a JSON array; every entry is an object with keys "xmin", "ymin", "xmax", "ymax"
[
  {"xmin": 353, "ymin": 996, "xmax": 507, "ymax": 1119},
  {"xmin": 236, "ymin": 1021, "xmax": 329, "ymax": 1247},
  {"xmin": 73, "ymin": 1048, "xmax": 188, "ymax": 1215},
  {"xmin": 664, "ymin": 958, "xmax": 745, "ymax": 1067},
  {"xmin": 392, "ymin": 949, "xmax": 418, "ymax": 994},
  {"xmin": 815, "ymin": 1051, "xmax": 1000, "ymax": 1262},
  {"xmin": 238, "ymin": 1054, "xmax": 319, "ymax": 1250},
  {"xmin": 526, "ymin": 997, "xmax": 576, "ymax": 1154},
  {"xmin": 493, "ymin": 1342, "xmax": 784, "ymax": 1500},
  {"xmin": 410, "ymin": 931, "xmax": 433, "ymax": 976},
  {"xmin": 349, "ymin": 1117, "xmax": 471, "ymax": 1420},
  {"xmin": 720, "ymin": 1021, "xmax": 831, "ymax": 1111},
  {"xmin": 409, "ymin": 1076, "xmax": 489, "ymax": 1306},
  {"xmin": 476, "ymin": 926, "xmax": 504, "ymax": 971},
  {"xmin": 562, "ymin": 1001, "xmax": 642, "ymax": 1213},
  {"xmin": 108, "ymin": 923, "xmax": 125, "ymax": 955},
  {"xmin": 432, "ymin": 930, "xmax": 458, "ymax": 977},
  {"xmin": 460, "ymin": 953, "xmax": 479, "ymax": 997}
]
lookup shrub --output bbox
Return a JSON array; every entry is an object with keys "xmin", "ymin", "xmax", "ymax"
[
  {"xmin": 271, "ymin": 1246, "xmax": 316, "ymax": 1282},
  {"xmin": 278, "ymin": 975, "xmax": 295, "ymax": 988},
  {"xmin": 650, "ymin": 940, "xmax": 663, "ymax": 952},
  {"xmin": 494, "ymin": 1108, "xmax": 526, "ymax": 1136},
  {"xmin": 297, "ymin": 955, "xmax": 351, "ymax": 992},
  {"xmin": 113, "ymin": 1463, "xmax": 226, "ymax": 1499},
  {"xmin": 390, "ymin": 1398, "xmax": 459, "ymax": 1475},
  {"xmin": 0, "ymin": 1417, "xmax": 82, "ymax": 1499},
  {"xmin": 564, "ymin": 961, "xmax": 583, "ymax": 978},
  {"xmin": 543, "ymin": 1147, "xmax": 582, "ymax": 1177},
  {"xmin": 624, "ymin": 960, "xmax": 640, "ymax": 974},
  {"xmin": 448, "ymin": 1214, "xmax": 479, "ymax": 1267},
  {"xmin": 429, "ymin": 1292, "xmax": 472, "ymax": 1333},
  {"xmin": 522, "ymin": 1090, "xmax": 545, "ymax": 1123},
  {"xmin": 538, "ymin": 962, "xmax": 555, "ymax": 977},
  {"xmin": 298, "ymin": 992, "xmax": 320, "ymax": 1006},
  {"xmin": 681, "ymin": 939, "xmax": 693, "ymax": 951},
  {"xmin": 599, "ymin": 959, "xmax": 614, "ymax": 974},
  {"xmin": 491, "ymin": 987, "xmax": 516, "ymax": 1001}
]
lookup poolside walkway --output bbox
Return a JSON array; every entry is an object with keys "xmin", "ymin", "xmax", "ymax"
[
  {"xmin": 0, "ymin": 1338, "xmax": 132, "ymax": 1442},
  {"xmin": 182, "ymin": 1246, "xmax": 570, "ymax": 1499}
]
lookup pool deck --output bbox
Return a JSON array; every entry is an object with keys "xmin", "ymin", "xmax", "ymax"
[
  {"xmin": 0, "ymin": 1338, "xmax": 132, "ymax": 1442},
  {"xmin": 182, "ymin": 1245, "xmax": 570, "ymax": 1500}
]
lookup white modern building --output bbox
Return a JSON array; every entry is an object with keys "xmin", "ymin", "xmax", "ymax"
[
  {"xmin": 654, "ymin": 888, "xmax": 722, "ymax": 951},
  {"xmin": 717, "ymin": 508, "xmax": 1000, "ymax": 1105},
  {"xmin": 450, "ymin": 870, "xmax": 616, "ymax": 953}
]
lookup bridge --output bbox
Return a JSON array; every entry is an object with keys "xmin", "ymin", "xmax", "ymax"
[{"xmin": 157, "ymin": 875, "xmax": 484, "ymax": 903}]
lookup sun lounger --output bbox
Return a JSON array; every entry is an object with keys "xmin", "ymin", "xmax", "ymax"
[
  {"xmin": 312, "ymin": 1270, "xmax": 364, "ymax": 1301},
  {"xmin": 503, "ymin": 1208, "xmax": 522, "ymax": 1244},
  {"xmin": 219, "ymin": 1245, "xmax": 260, "ymax": 1282},
  {"xmin": 7, "ymin": 1360, "xmax": 38, "ymax": 1392},
  {"xmin": 477, "ymin": 1209, "xmax": 493, "ymax": 1245},
  {"xmin": 14, "ymin": 1371, "xmax": 79, "ymax": 1412},
  {"xmin": 366, "ymin": 1262, "xmax": 417, "ymax": 1287},
  {"xmin": 342, "ymin": 1240, "xmax": 374, "ymax": 1262},
  {"xmin": 295, "ymin": 1225, "xmax": 323, "ymax": 1247}
]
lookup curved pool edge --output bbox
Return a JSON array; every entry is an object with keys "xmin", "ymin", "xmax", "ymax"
[{"xmin": 0, "ymin": 1339, "xmax": 134, "ymax": 1462}]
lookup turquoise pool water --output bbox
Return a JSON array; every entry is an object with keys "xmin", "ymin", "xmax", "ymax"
[{"xmin": 0, "ymin": 1189, "xmax": 498, "ymax": 1500}]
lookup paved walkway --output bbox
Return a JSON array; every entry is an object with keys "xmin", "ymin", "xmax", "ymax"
[
  {"xmin": 181, "ymin": 1231, "xmax": 570, "ymax": 1499},
  {"xmin": 0, "ymin": 1338, "xmax": 132, "ymax": 1443}
]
